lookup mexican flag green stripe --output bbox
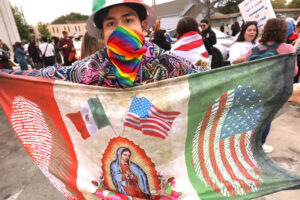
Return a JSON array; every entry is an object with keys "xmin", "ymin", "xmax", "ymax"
[{"xmin": 88, "ymin": 97, "xmax": 111, "ymax": 129}]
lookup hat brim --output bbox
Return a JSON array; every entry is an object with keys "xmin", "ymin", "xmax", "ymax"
[{"xmin": 86, "ymin": 2, "xmax": 156, "ymax": 39}]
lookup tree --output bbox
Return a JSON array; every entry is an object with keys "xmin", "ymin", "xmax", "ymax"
[
  {"xmin": 37, "ymin": 22, "xmax": 51, "ymax": 39},
  {"xmin": 191, "ymin": 0, "xmax": 226, "ymax": 21},
  {"xmin": 11, "ymin": 5, "xmax": 30, "ymax": 40},
  {"xmin": 51, "ymin": 12, "xmax": 89, "ymax": 24},
  {"xmin": 271, "ymin": 0, "xmax": 286, "ymax": 9},
  {"xmin": 287, "ymin": 0, "xmax": 300, "ymax": 8},
  {"xmin": 218, "ymin": 0, "xmax": 243, "ymax": 14}
]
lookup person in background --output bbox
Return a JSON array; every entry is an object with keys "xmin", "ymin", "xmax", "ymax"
[
  {"xmin": 293, "ymin": 21, "xmax": 300, "ymax": 83},
  {"xmin": 2, "ymin": 0, "xmax": 206, "ymax": 88},
  {"xmin": 151, "ymin": 29, "xmax": 171, "ymax": 51},
  {"xmin": 51, "ymin": 36, "xmax": 62, "ymax": 65},
  {"xmin": 80, "ymin": 32, "xmax": 106, "ymax": 59},
  {"xmin": 0, "ymin": 39, "xmax": 11, "ymax": 58},
  {"xmin": 243, "ymin": 18, "xmax": 298, "ymax": 153},
  {"xmin": 28, "ymin": 38, "xmax": 41, "ymax": 68},
  {"xmin": 59, "ymin": 31, "xmax": 75, "ymax": 66},
  {"xmin": 73, "ymin": 35, "xmax": 82, "ymax": 60},
  {"xmin": 200, "ymin": 19, "xmax": 216, "ymax": 56},
  {"xmin": 0, "ymin": 41, "xmax": 11, "ymax": 69},
  {"xmin": 229, "ymin": 21, "xmax": 258, "ymax": 64},
  {"xmin": 14, "ymin": 42, "xmax": 28, "ymax": 70},
  {"xmin": 286, "ymin": 20, "xmax": 298, "ymax": 45},
  {"xmin": 231, "ymin": 21, "xmax": 240, "ymax": 37},
  {"xmin": 39, "ymin": 37, "xmax": 55, "ymax": 67},
  {"xmin": 171, "ymin": 16, "xmax": 209, "ymax": 68},
  {"xmin": 220, "ymin": 23, "xmax": 225, "ymax": 33}
]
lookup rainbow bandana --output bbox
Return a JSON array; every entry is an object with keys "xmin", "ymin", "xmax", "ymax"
[{"xmin": 107, "ymin": 26, "xmax": 146, "ymax": 87}]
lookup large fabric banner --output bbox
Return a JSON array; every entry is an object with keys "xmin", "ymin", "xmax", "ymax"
[{"xmin": 0, "ymin": 54, "xmax": 300, "ymax": 200}]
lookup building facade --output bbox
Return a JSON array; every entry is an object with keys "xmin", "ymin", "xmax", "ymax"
[
  {"xmin": 32, "ymin": 22, "xmax": 87, "ymax": 39},
  {"xmin": 0, "ymin": 0, "xmax": 20, "ymax": 51}
]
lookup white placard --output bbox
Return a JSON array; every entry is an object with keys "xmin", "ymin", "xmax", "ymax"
[{"xmin": 238, "ymin": 0, "xmax": 276, "ymax": 30}]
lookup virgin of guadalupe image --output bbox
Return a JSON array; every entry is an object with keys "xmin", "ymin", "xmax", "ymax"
[{"xmin": 110, "ymin": 147, "xmax": 151, "ymax": 199}]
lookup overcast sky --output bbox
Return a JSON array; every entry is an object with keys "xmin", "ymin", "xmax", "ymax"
[{"xmin": 8, "ymin": 0, "xmax": 174, "ymax": 26}]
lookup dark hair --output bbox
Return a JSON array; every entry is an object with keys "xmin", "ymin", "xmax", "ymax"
[
  {"xmin": 200, "ymin": 19, "xmax": 209, "ymax": 25},
  {"xmin": 94, "ymin": 3, "xmax": 147, "ymax": 29},
  {"xmin": 121, "ymin": 148, "xmax": 131, "ymax": 156},
  {"xmin": 259, "ymin": 18, "xmax": 287, "ymax": 44},
  {"xmin": 176, "ymin": 16, "xmax": 200, "ymax": 39},
  {"xmin": 14, "ymin": 42, "xmax": 22, "ymax": 51},
  {"xmin": 236, "ymin": 21, "xmax": 258, "ymax": 43},
  {"xmin": 296, "ymin": 21, "xmax": 300, "ymax": 28},
  {"xmin": 41, "ymin": 36, "xmax": 48, "ymax": 42},
  {"xmin": 153, "ymin": 29, "xmax": 166, "ymax": 41}
]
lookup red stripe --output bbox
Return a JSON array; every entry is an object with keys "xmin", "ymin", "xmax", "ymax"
[
  {"xmin": 178, "ymin": 31, "xmax": 200, "ymax": 39},
  {"xmin": 230, "ymin": 135, "xmax": 259, "ymax": 183},
  {"xmin": 174, "ymin": 39, "xmax": 204, "ymax": 52},
  {"xmin": 66, "ymin": 112, "xmax": 90, "ymax": 140},
  {"xmin": 209, "ymin": 94, "xmax": 236, "ymax": 196},
  {"xmin": 142, "ymin": 129, "xmax": 167, "ymax": 139},
  {"xmin": 240, "ymin": 132, "xmax": 262, "ymax": 178},
  {"xmin": 140, "ymin": 124, "xmax": 168, "ymax": 136},
  {"xmin": 219, "ymin": 140, "xmax": 251, "ymax": 194},
  {"xmin": 124, "ymin": 122, "xmax": 141, "ymax": 131},
  {"xmin": 201, "ymin": 51, "xmax": 209, "ymax": 59},
  {"xmin": 141, "ymin": 118, "xmax": 171, "ymax": 131},
  {"xmin": 151, "ymin": 106, "xmax": 180, "ymax": 118},
  {"xmin": 197, "ymin": 107, "xmax": 221, "ymax": 193}
]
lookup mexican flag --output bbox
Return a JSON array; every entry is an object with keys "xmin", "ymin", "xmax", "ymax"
[{"xmin": 0, "ymin": 54, "xmax": 299, "ymax": 200}]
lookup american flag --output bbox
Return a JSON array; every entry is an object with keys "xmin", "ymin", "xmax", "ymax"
[
  {"xmin": 124, "ymin": 97, "xmax": 180, "ymax": 139},
  {"xmin": 171, "ymin": 31, "xmax": 209, "ymax": 65},
  {"xmin": 192, "ymin": 85, "xmax": 264, "ymax": 197}
]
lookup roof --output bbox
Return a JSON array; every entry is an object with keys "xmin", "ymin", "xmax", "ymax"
[{"xmin": 156, "ymin": 0, "xmax": 187, "ymax": 17}]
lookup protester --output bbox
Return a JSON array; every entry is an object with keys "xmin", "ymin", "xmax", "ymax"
[
  {"xmin": 171, "ymin": 16, "xmax": 209, "ymax": 68},
  {"xmin": 51, "ymin": 36, "xmax": 62, "ymax": 65},
  {"xmin": 243, "ymin": 18, "xmax": 298, "ymax": 153},
  {"xmin": 151, "ymin": 29, "xmax": 171, "ymax": 51},
  {"xmin": 73, "ymin": 35, "xmax": 82, "ymax": 60},
  {"xmin": 229, "ymin": 21, "xmax": 258, "ymax": 64},
  {"xmin": 28, "ymin": 38, "xmax": 42, "ymax": 68},
  {"xmin": 231, "ymin": 21, "xmax": 240, "ymax": 37},
  {"xmin": 0, "ymin": 42, "xmax": 11, "ymax": 69},
  {"xmin": 39, "ymin": 37, "xmax": 55, "ymax": 67},
  {"xmin": 220, "ymin": 23, "xmax": 225, "ymax": 33},
  {"xmin": 293, "ymin": 21, "xmax": 300, "ymax": 83},
  {"xmin": 80, "ymin": 32, "xmax": 106, "ymax": 59},
  {"xmin": 2, "ymin": 0, "xmax": 206, "ymax": 88},
  {"xmin": 200, "ymin": 19, "xmax": 216, "ymax": 55},
  {"xmin": 14, "ymin": 42, "xmax": 28, "ymax": 70},
  {"xmin": 59, "ymin": 31, "xmax": 75, "ymax": 65},
  {"xmin": 0, "ymin": 39, "xmax": 10, "ymax": 58},
  {"xmin": 286, "ymin": 20, "xmax": 298, "ymax": 45}
]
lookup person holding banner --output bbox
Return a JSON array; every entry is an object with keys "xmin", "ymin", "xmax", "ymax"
[
  {"xmin": 229, "ymin": 21, "xmax": 258, "ymax": 64},
  {"xmin": 0, "ymin": 0, "xmax": 208, "ymax": 88}
]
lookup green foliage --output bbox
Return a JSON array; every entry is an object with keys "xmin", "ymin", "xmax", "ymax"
[
  {"xmin": 218, "ymin": 0, "xmax": 243, "ymax": 14},
  {"xmin": 37, "ymin": 22, "xmax": 51, "ymax": 39},
  {"xmin": 11, "ymin": 5, "xmax": 30, "ymax": 40},
  {"xmin": 287, "ymin": 0, "xmax": 300, "ymax": 8},
  {"xmin": 271, "ymin": 0, "xmax": 286, "ymax": 9},
  {"xmin": 51, "ymin": 12, "xmax": 89, "ymax": 24}
]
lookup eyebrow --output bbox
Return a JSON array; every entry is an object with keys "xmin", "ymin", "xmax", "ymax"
[{"xmin": 103, "ymin": 12, "xmax": 137, "ymax": 22}]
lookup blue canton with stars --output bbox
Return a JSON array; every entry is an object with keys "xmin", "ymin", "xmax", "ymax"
[
  {"xmin": 220, "ymin": 85, "xmax": 264, "ymax": 140},
  {"xmin": 128, "ymin": 97, "xmax": 153, "ymax": 118}
]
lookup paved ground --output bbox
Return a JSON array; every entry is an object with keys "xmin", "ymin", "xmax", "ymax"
[{"xmin": 0, "ymin": 103, "xmax": 300, "ymax": 200}]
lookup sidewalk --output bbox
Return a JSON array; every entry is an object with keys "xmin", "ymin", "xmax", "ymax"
[{"xmin": 0, "ymin": 103, "xmax": 299, "ymax": 200}]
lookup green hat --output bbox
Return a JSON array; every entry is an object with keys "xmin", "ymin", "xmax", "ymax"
[{"xmin": 86, "ymin": 0, "xmax": 156, "ymax": 39}]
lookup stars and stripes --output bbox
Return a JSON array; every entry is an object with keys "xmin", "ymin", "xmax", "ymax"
[
  {"xmin": 124, "ymin": 97, "xmax": 180, "ymax": 139},
  {"xmin": 192, "ymin": 85, "xmax": 264, "ymax": 197}
]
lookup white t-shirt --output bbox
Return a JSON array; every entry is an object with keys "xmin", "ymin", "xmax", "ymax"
[
  {"xmin": 39, "ymin": 42, "xmax": 55, "ymax": 57},
  {"xmin": 229, "ymin": 41, "xmax": 257, "ymax": 64},
  {"xmin": 73, "ymin": 41, "xmax": 81, "ymax": 58}
]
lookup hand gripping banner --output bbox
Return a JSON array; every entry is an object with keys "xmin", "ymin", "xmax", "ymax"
[{"xmin": 0, "ymin": 54, "xmax": 299, "ymax": 199}]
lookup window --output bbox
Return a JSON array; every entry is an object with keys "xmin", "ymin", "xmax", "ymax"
[
  {"xmin": 68, "ymin": 26, "xmax": 70, "ymax": 32},
  {"xmin": 57, "ymin": 27, "xmax": 59, "ymax": 33},
  {"xmin": 75, "ymin": 26, "xmax": 77, "ymax": 32},
  {"xmin": 52, "ymin": 27, "xmax": 55, "ymax": 33},
  {"xmin": 78, "ymin": 26, "xmax": 81, "ymax": 31}
]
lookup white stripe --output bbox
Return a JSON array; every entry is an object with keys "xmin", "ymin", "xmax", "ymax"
[
  {"xmin": 80, "ymin": 102, "xmax": 98, "ymax": 136},
  {"xmin": 203, "ymin": 100, "xmax": 229, "ymax": 196},
  {"xmin": 212, "ymin": 92, "xmax": 246, "ymax": 196},
  {"xmin": 171, "ymin": 33, "xmax": 204, "ymax": 50},
  {"xmin": 141, "ymin": 115, "xmax": 171, "ymax": 129},
  {"xmin": 149, "ymin": 107, "xmax": 178, "ymax": 119},
  {"xmin": 234, "ymin": 133, "xmax": 262, "ymax": 182},
  {"xmin": 124, "ymin": 121, "xmax": 140, "ymax": 128},
  {"xmin": 224, "ymin": 136, "xmax": 258, "ymax": 192},
  {"xmin": 245, "ymin": 131, "xmax": 260, "ymax": 169},
  {"xmin": 140, "ymin": 121, "xmax": 170, "ymax": 133}
]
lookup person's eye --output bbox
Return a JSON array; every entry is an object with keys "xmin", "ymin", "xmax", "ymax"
[
  {"xmin": 125, "ymin": 18, "xmax": 134, "ymax": 24},
  {"xmin": 105, "ymin": 21, "xmax": 114, "ymax": 27}
]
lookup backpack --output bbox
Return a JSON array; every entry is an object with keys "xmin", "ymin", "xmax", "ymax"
[{"xmin": 248, "ymin": 42, "xmax": 280, "ymax": 61}]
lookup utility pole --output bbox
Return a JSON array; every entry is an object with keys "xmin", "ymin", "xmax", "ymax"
[{"xmin": 153, "ymin": 0, "xmax": 157, "ymax": 13}]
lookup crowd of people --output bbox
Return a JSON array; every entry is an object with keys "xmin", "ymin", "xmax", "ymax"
[{"xmin": 1, "ymin": 0, "xmax": 300, "ymax": 153}]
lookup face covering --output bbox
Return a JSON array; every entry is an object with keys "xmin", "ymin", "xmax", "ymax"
[{"xmin": 106, "ymin": 25, "xmax": 146, "ymax": 87}]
